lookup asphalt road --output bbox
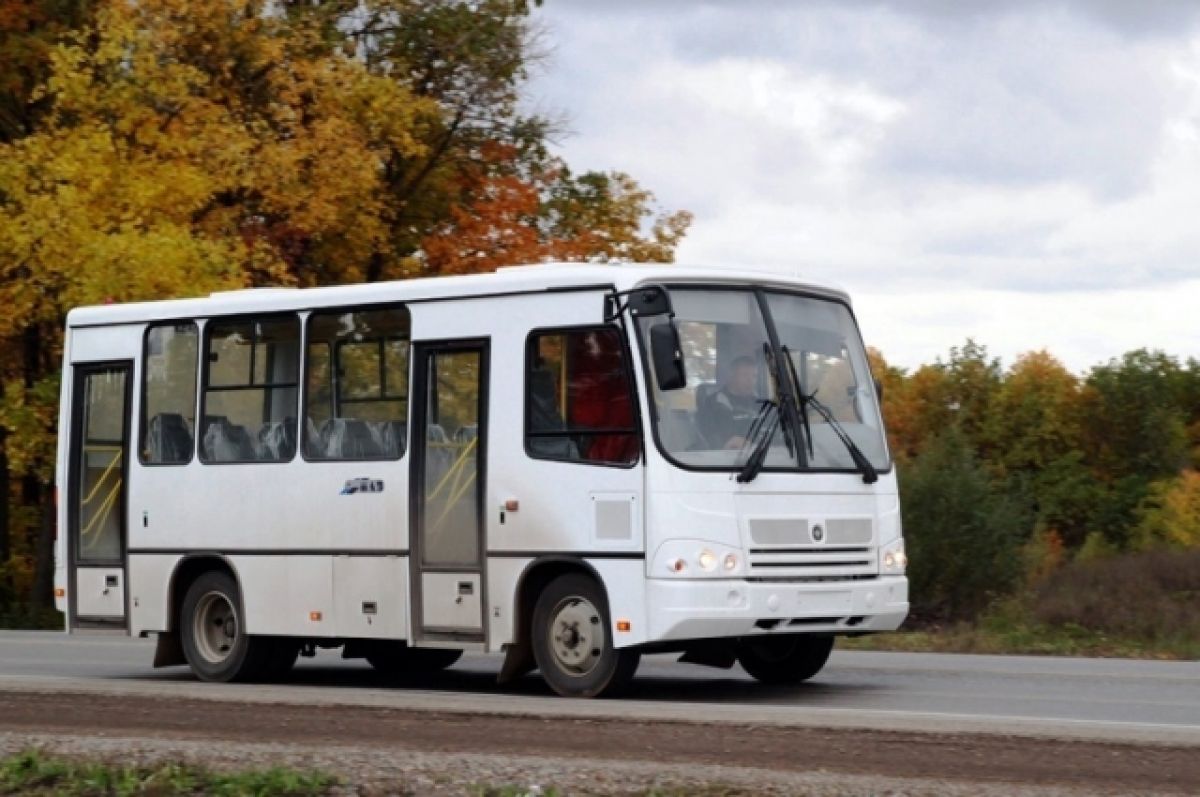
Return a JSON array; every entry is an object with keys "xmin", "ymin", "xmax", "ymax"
[{"xmin": 1, "ymin": 630, "xmax": 1197, "ymax": 745}]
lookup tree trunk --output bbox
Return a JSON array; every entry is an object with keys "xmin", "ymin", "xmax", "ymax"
[
  {"xmin": 22, "ymin": 324, "xmax": 55, "ymax": 608},
  {"xmin": 0, "ymin": 428, "xmax": 9, "ymax": 561},
  {"xmin": 0, "ymin": 425, "xmax": 10, "ymax": 601},
  {"xmin": 31, "ymin": 480, "xmax": 55, "ymax": 609}
]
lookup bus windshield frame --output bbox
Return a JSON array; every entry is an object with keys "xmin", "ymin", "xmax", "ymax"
[{"xmin": 635, "ymin": 285, "xmax": 892, "ymax": 476}]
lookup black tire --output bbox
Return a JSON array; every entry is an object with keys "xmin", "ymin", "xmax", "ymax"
[
  {"xmin": 179, "ymin": 570, "xmax": 271, "ymax": 682},
  {"xmin": 365, "ymin": 642, "xmax": 462, "ymax": 674},
  {"xmin": 531, "ymin": 573, "xmax": 640, "ymax": 698},
  {"xmin": 737, "ymin": 634, "xmax": 834, "ymax": 685}
]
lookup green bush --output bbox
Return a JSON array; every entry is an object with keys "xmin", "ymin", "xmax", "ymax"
[{"xmin": 901, "ymin": 428, "xmax": 1029, "ymax": 621}]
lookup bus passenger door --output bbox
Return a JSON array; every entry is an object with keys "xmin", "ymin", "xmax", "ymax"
[
  {"xmin": 67, "ymin": 363, "xmax": 132, "ymax": 630},
  {"xmin": 409, "ymin": 340, "xmax": 488, "ymax": 642}
]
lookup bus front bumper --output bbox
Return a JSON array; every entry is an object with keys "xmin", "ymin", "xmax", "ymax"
[{"xmin": 644, "ymin": 575, "xmax": 909, "ymax": 643}]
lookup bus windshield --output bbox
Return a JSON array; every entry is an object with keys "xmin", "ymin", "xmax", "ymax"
[{"xmin": 638, "ymin": 287, "xmax": 890, "ymax": 472}]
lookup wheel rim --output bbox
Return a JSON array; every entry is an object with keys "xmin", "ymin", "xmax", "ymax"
[
  {"xmin": 547, "ymin": 595, "xmax": 605, "ymax": 677},
  {"xmin": 193, "ymin": 590, "xmax": 239, "ymax": 664}
]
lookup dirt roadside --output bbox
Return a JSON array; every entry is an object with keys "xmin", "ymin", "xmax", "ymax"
[{"xmin": 1, "ymin": 690, "xmax": 1196, "ymax": 795}]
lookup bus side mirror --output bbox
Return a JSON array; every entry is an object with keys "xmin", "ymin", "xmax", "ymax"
[{"xmin": 650, "ymin": 322, "xmax": 687, "ymax": 391}]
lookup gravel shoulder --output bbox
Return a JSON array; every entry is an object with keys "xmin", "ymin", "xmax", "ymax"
[{"xmin": 1, "ymin": 690, "xmax": 1197, "ymax": 795}]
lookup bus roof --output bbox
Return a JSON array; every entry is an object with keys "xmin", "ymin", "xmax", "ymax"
[{"xmin": 66, "ymin": 262, "xmax": 850, "ymax": 327}]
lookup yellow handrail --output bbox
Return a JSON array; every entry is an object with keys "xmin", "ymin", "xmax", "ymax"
[
  {"xmin": 425, "ymin": 436, "xmax": 479, "ymax": 538},
  {"xmin": 80, "ymin": 447, "xmax": 122, "ymax": 506},
  {"xmin": 81, "ymin": 480, "xmax": 121, "ymax": 542},
  {"xmin": 427, "ymin": 437, "xmax": 477, "ymax": 503}
]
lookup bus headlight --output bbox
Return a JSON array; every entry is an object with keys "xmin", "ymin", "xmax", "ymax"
[
  {"xmin": 654, "ymin": 541, "xmax": 745, "ymax": 578},
  {"xmin": 880, "ymin": 538, "xmax": 907, "ymax": 574}
]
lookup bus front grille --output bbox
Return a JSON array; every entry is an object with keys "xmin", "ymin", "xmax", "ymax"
[
  {"xmin": 745, "ymin": 517, "xmax": 878, "ymax": 577},
  {"xmin": 746, "ymin": 546, "xmax": 878, "ymax": 577}
]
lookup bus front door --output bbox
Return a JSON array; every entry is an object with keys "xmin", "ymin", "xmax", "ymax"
[
  {"xmin": 67, "ymin": 362, "xmax": 132, "ymax": 630},
  {"xmin": 410, "ymin": 340, "xmax": 489, "ymax": 642}
]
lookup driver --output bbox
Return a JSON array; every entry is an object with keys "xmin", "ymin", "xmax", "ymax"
[{"xmin": 700, "ymin": 355, "xmax": 760, "ymax": 449}]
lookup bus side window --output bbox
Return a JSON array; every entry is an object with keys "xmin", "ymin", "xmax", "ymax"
[
  {"xmin": 141, "ymin": 321, "xmax": 199, "ymax": 465},
  {"xmin": 524, "ymin": 326, "xmax": 639, "ymax": 466},
  {"xmin": 303, "ymin": 305, "xmax": 410, "ymax": 461},
  {"xmin": 200, "ymin": 315, "xmax": 300, "ymax": 463}
]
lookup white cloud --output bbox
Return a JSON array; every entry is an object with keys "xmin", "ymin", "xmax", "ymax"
[{"xmin": 526, "ymin": 2, "xmax": 1200, "ymax": 369}]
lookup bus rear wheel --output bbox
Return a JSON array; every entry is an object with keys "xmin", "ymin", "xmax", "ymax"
[
  {"xmin": 737, "ymin": 634, "xmax": 834, "ymax": 684},
  {"xmin": 180, "ymin": 570, "xmax": 271, "ymax": 682},
  {"xmin": 531, "ymin": 573, "xmax": 639, "ymax": 698}
]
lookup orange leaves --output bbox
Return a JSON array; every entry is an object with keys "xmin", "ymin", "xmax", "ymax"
[{"xmin": 419, "ymin": 142, "xmax": 693, "ymax": 276}]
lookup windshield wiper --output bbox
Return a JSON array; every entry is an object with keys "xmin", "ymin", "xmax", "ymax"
[
  {"xmin": 782, "ymin": 345, "xmax": 878, "ymax": 485},
  {"xmin": 737, "ymin": 401, "xmax": 780, "ymax": 483},
  {"xmin": 760, "ymin": 342, "xmax": 797, "ymax": 461}
]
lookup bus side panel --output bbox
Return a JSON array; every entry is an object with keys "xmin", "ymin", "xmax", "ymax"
[
  {"xmin": 484, "ymin": 557, "xmax": 528, "ymax": 650},
  {"xmin": 128, "ymin": 553, "xmax": 180, "ymax": 634},
  {"xmin": 591, "ymin": 558, "xmax": 649, "ymax": 648},
  {"xmin": 332, "ymin": 555, "xmax": 408, "ymax": 640},
  {"xmin": 235, "ymin": 555, "xmax": 334, "ymax": 637}
]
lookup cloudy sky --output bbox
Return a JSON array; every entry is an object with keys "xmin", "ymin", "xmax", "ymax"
[{"xmin": 526, "ymin": 0, "xmax": 1200, "ymax": 372}]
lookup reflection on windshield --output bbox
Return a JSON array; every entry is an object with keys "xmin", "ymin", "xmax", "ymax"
[{"xmin": 640, "ymin": 288, "xmax": 889, "ymax": 472}]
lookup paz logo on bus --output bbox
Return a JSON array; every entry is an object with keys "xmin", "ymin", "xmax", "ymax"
[{"xmin": 341, "ymin": 478, "xmax": 384, "ymax": 495}]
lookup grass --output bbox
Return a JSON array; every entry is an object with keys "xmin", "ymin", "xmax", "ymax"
[
  {"xmin": 473, "ymin": 788, "xmax": 755, "ymax": 797},
  {"xmin": 0, "ymin": 751, "xmax": 334, "ymax": 796}
]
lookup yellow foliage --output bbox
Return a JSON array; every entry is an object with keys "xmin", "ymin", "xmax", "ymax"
[
  {"xmin": 1134, "ymin": 471, "xmax": 1200, "ymax": 550},
  {"xmin": 0, "ymin": 0, "xmax": 441, "ymax": 335}
]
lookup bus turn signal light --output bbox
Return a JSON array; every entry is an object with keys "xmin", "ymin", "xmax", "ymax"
[
  {"xmin": 616, "ymin": 620, "xmax": 631, "ymax": 632},
  {"xmin": 309, "ymin": 611, "xmax": 323, "ymax": 622},
  {"xmin": 54, "ymin": 588, "xmax": 65, "ymax": 598}
]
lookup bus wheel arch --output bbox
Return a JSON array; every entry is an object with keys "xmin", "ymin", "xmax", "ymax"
[
  {"xmin": 168, "ymin": 555, "xmax": 284, "ymax": 682},
  {"xmin": 154, "ymin": 555, "xmax": 240, "ymax": 669},
  {"xmin": 504, "ymin": 558, "xmax": 640, "ymax": 697},
  {"xmin": 498, "ymin": 557, "xmax": 605, "ymax": 686}
]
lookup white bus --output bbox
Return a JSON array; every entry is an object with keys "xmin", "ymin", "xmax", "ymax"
[{"xmin": 54, "ymin": 264, "xmax": 907, "ymax": 697}]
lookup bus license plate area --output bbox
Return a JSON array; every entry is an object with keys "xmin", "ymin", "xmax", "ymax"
[{"xmin": 792, "ymin": 590, "xmax": 853, "ymax": 615}]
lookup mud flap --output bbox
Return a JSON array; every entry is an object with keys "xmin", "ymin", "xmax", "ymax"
[
  {"xmin": 497, "ymin": 640, "xmax": 536, "ymax": 684},
  {"xmin": 152, "ymin": 632, "xmax": 186, "ymax": 668}
]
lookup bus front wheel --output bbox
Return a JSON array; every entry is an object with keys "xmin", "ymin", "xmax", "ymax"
[
  {"xmin": 737, "ymin": 634, "xmax": 834, "ymax": 684},
  {"xmin": 531, "ymin": 573, "xmax": 639, "ymax": 698}
]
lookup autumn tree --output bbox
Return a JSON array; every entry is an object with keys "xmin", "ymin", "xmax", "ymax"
[
  {"xmin": 0, "ymin": 0, "xmax": 690, "ymax": 612},
  {"xmin": 420, "ymin": 142, "xmax": 691, "ymax": 274},
  {"xmin": 1078, "ymin": 350, "xmax": 1192, "ymax": 546},
  {"xmin": 1134, "ymin": 471, "xmax": 1200, "ymax": 550}
]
